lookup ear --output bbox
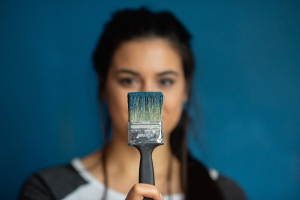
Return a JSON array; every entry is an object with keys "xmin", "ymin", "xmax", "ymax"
[
  {"xmin": 182, "ymin": 82, "xmax": 189, "ymax": 104},
  {"xmin": 183, "ymin": 90, "xmax": 188, "ymax": 103}
]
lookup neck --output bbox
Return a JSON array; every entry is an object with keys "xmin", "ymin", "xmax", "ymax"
[
  {"xmin": 105, "ymin": 127, "xmax": 173, "ymax": 178},
  {"xmin": 81, "ymin": 126, "xmax": 182, "ymax": 195}
]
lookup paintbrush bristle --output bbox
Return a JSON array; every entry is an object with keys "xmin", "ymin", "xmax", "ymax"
[{"xmin": 128, "ymin": 92, "xmax": 163, "ymax": 122}]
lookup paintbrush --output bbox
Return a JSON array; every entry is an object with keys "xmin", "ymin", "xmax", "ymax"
[{"xmin": 128, "ymin": 92, "xmax": 164, "ymax": 200}]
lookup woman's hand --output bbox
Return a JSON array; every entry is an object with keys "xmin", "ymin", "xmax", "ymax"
[{"xmin": 125, "ymin": 183, "xmax": 164, "ymax": 200}]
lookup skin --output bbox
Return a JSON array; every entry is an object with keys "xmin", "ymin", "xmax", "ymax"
[{"xmin": 82, "ymin": 38, "xmax": 187, "ymax": 200}]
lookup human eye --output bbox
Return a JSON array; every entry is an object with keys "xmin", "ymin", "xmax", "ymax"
[
  {"xmin": 119, "ymin": 78, "xmax": 137, "ymax": 86},
  {"xmin": 159, "ymin": 78, "xmax": 174, "ymax": 87}
]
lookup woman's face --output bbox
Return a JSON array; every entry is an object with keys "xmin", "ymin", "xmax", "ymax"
[{"xmin": 103, "ymin": 38, "xmax": 187, "ymax": 141}]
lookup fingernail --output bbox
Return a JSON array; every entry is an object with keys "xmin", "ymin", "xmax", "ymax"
[{"xmin": 160, "ymin": 193, "xmax": 164, "ymax": 200}]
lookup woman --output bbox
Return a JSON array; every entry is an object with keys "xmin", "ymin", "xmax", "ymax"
[{"xmin": 19, "ymin": 8, "xmax": 247, "ymax": 200}]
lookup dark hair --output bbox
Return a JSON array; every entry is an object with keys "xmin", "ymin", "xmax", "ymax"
[{"xmin": 93, "ymin": 7, "xmax": 224, "ymax": 200}]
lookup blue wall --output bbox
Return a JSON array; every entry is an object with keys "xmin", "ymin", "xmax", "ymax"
[{"xmin": 1, "ymin": 0, "xmax": 299, "ymax": 199}]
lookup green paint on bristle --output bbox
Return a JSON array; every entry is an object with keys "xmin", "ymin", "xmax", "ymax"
[{"xmin": 128, "ymin": 92, "xmax": 163, "ymax": 122}]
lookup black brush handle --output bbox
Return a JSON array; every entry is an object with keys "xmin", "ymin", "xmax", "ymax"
[{"xmin": 133, "ymin": 143, "xmax": 162, "ymax": 200}]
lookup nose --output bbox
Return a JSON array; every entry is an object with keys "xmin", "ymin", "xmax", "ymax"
[{"xmin": 140, "ymin": 80, "xmax": 154, "ymax": 92}]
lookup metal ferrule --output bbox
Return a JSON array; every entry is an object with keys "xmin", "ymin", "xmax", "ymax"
[{"xmin": 128, "ymin": 121, "xmax": 163, "ymax": 146}]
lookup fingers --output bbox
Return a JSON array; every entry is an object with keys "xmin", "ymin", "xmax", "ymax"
[{"xmin": 125, "ymin": 183, "xmax": 164, "ymax": 200}]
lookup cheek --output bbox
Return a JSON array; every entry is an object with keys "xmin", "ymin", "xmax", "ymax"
[
  {"xmin": 107, "ymin": 93, "xmax": 128, "ymax": 119},
  {"xmin": 162, "ymin": 87, "xmax": 186, "ymax": 135},
  {"xmin": 104, "ymin": 80, "xmax": 129, "ymax": 133}
]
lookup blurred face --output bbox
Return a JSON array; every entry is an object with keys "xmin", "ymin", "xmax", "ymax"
[{"xmin": 103, "ymin": 38, "xmax": 187, "ymax": 141}]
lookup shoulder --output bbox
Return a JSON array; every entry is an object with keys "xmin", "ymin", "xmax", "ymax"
[
  {"xmin": 211, "ymin": 169, "xmax": 248, "ymax": 200},
  {"xmin": 188, "ymin": 155, "xmax": 247, "ymax": 200},
  {"xmin": 18, "ymin": 163, "xmax": 87, "ymax": 200}
]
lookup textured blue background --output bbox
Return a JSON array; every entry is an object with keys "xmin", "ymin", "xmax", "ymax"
[{"xmin": 1, "ymin": 0, "xmax": 299, "ymax": 199}]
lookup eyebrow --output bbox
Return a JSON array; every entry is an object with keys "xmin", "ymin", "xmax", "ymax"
[
  {"xmin": 157, "ymin": 70, "xmax": 179, "ymax": 76},
  {"xmin": 115, "ymin": 69, "xmax": 139, "ymax": 76},
  {"xmin": 115, "ymin": 69, "xmax": 179, "ymax": 77}
]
